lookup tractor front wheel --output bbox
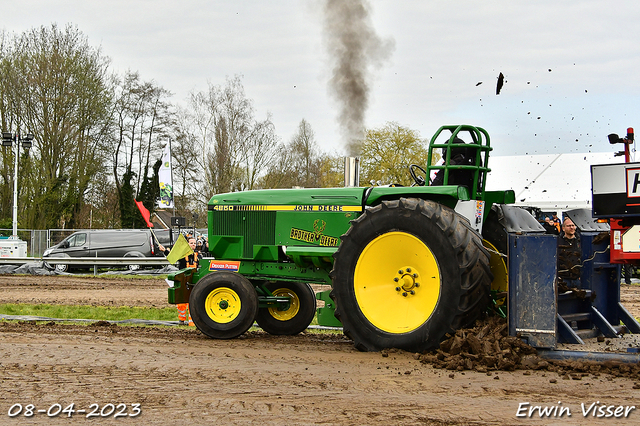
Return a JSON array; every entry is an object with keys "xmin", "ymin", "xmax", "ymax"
[
  {"xmin": 189, "ymin": 271, "xmax": 258, "ymax": 339},
  {"xmin": 331, "ymin": 198, "xmax": 492, "ymax": 352},
  {"xmin": 255, "ymin": 282, "xmax": 316, "ymax": 335}
]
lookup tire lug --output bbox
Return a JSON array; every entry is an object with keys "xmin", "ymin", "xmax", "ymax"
[
  {"xmin": 398, "ymin": 270, "xmax": 404, "ymax": 274},
  {"xmin": 395, "ymin": 287, "xmax": 401, "ymax": 292},
  {"xmin": 402, "ymin": 292, "xmax": 408, "ymax": 297},
  {"xmin": 413, "ymin": 273, "xmax": 418, "ymax": 278},
  {"xmin": 410, "ymin": 290, "xmax": 415, "ymax": 295},
  {"xmin": 415, "ymin": 283, "xmax": 420, "ymax": 287},
  {"xmin": 394, "ymin": 277, "xmax": 399, "ymax": 282},
  {"xmin": 406, "ymin": 268, "xmax": 412, "ymax": 272}
]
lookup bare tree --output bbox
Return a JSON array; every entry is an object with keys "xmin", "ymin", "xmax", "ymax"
[
  {"xmin": 258, "ymin": 143, "xmax": 297, "ymax": 189},
  {"xmin": 240, "ymin": 115, "xmax": 279, "ymax": 190},
  {"xmin": 110, "ymin": 70, "xmax": 172, "ymax": 227},
  {"xmin": 290, "ymin": 119, "xmax": 321, "ymax": 187},
  {"xmin": 181, "ymin": 75, "xmax": 279, "ymax": 201},
  {"xmin": 260, "ymin": 119, "xmax": 327, "ymax": 189}
]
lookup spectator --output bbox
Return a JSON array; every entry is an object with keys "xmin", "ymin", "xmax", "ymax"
[
  {"xmin": 200, "ymin": 236, "xmax": 209, "ymax": 255},
  {"xmin": 157, "ymin": 242, "xmax": 170, "ymax": 256},
  {"xmin": 551, "ymin": 213, "xmax": 561, "ymax": 234},
  {"xmin": 542, "ymin": 217, "xmax": 559, "ymax": 235},
  {"xmin": 557, "ymin": 217, "xmax": 581, "ymax": 288},
  {"xmin": 177, "ymin": 237, "xmax": 201, "ymax": 270},
  {"xmin": 158, "ymin": 237, "xmax": 201, "ymax": 326},
  {"xmin": 176, "ymin": 237, "xmax": 202, "ymax": 326}
]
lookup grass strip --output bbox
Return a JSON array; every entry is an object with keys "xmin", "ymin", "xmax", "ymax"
[
  {"xmin": 0, "ymin": 303, "xmax": 177, "ymax": 321},
  {"xmin": 0, "ymin": 304, "xmax": 344, "ymax": 334}
]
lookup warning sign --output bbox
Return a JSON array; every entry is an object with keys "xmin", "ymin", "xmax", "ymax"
[
  {"xmin": 592, "ymin": 163, "xmax": 640, "ymax": 217},
  {"xmin": 208, "ymin": 260, "xmax": 241, "ymax": 272},
  {"xmin": 627, "ymin": 168, "xmax": 640, "ymax": 198}
]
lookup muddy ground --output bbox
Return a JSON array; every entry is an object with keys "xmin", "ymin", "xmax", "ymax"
[{"xmin": 1, "ymin": 275, "xmax": 640, "ymax": 425}]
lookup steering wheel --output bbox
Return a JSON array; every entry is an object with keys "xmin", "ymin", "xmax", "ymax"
[{"xmin": 409, "ymin": 164, "xmax": 428, "ymax": 186}]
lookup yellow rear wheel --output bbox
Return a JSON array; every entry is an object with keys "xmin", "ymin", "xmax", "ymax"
[
  {"xmin": 481, "ymin": 206, "xmax": 511, "ymax": 310},
  {"xmin": 354, "ymin": 232, "xmax": 440, "ymax": 333},
  {"xmin": 483, "ymin": 240, "xmax": 508, "ymax": 294},
  {"xmin": 331, "ymin": 198, "xmax": 491, "ymax": 352}
]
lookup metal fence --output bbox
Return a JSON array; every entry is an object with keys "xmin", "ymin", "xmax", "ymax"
[
  {"xmin": 0, "ymin": 227, "xmax": 209, "ymax": 258},
  {"xmin": 0, "ymin": 229, "xmax": 47, "ymax": 257},
  {"xmin": 0, "ymin": 228, "xmax": 85, "ymax": 257}
]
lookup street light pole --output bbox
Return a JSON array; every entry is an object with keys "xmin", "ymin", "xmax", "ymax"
[
  {"xmin": 2, "ymin": 131, "xmax": 33, "ymax": 240},
  {"xmin": 11, "ymin": 133, "xmax": 19, "ymax": 239}
]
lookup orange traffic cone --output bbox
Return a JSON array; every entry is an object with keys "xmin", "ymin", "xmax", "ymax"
[
  {"xmin": 188, "ymin": 309, "xmax": 195, "ymax": 327},
  {"xmin": 177, "ymin": 303, "xmax": 188, "ymax": 325}
]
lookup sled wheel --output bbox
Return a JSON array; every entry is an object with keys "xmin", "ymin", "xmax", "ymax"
[
  {"xmin": 255, "ymin": 282, "xmax": 316, "ymax": 335},
  {"xmin": 189, "ymin": 271, "xmax": 258, "ymax": 339},
  {"xmin": 331, "ymin": 198, "xmax": 492, "ymax": 352}
]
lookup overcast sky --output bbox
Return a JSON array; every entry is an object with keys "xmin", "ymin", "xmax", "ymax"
[{"xmin": 3, "ymin": 0, "xmax": 640, "ymax": 157}]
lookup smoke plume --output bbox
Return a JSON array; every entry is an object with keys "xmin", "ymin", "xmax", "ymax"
[{"xmin": 322, "ymin": 0, "xmax": 394, "ymax": 156}]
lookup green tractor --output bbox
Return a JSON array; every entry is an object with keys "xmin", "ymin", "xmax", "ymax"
[{"xmin": 168, "ymin": 124, "xmax": 516, "ymax": 352}]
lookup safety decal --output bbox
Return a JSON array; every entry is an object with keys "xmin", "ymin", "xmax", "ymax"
[{"xmin": 209, "ymin": 260, "xmax": 241, "ymax": 272}]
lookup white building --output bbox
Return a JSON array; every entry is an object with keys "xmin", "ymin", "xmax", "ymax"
[{"xmin": 485, "ymin": 152, "xmax": 626, "ymax": 217}]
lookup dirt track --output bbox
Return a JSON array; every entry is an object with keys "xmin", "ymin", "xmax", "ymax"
[{"xmin": 1, "ymin": 275, "xmax": 640, "ymax": 425}]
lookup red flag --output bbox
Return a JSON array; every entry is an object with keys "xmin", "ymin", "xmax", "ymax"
[{"xmin": 135, "ymin": 200, "xmax": 154, "ymax": 228}]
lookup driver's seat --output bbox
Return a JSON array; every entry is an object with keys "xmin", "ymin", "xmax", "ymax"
[{"xmin": 431, "ymin": 138, "xmax": 476, "ymax": 188}]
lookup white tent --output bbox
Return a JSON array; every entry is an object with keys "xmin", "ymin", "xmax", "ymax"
[{"xmin": 485, "ymin": 152, "xmax": 626, "ymax": 214}]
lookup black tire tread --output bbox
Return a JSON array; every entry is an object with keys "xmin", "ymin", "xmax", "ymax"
[
  {"xmin": 330, "ymin": 198, "xmax": 492, "ymax": 352},
  {"xmin": 189, "ymin": 271, "xmax": 258, "ymax": 339},
  {"xmin": 255, "ymin": 282, "xmax": 316, "ymax": 335}
]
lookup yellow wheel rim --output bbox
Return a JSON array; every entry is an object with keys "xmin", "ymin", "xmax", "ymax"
[
  {"xmin": 483, "ymin": 239, "xmax": 508, "ymax": 294},
  {"xmin": 354, "ymin": 232, "xmax": 440, "ymax": 334},
  {"xmin": 204, "ymin": 287, "xmax": 241, "ymax": 324},
  {"xmin": 267, "ymin": 288, "xmax": 300, "ymax": 321}
]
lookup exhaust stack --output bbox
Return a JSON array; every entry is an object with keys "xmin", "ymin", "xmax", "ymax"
[{"xmin": 344, "ymin": 157, "xmax": 360, "ymax": 187}]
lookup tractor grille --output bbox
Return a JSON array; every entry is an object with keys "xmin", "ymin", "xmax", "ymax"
[{"xmin": 211, "ymin": 211, "xmax": 276, "ymax": 258}]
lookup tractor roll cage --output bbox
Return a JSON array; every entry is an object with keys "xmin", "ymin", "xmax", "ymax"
[{"xmin": 427, "ymin": 124, "xmax": 492, "ymax": 200}]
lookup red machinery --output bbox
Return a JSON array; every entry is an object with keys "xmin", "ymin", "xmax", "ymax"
[{"xmin": 592, "ymin": 127, "xmax": 640, "ymax": 264}]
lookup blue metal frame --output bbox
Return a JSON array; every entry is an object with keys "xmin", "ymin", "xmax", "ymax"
[
  {"xmin": 507, "ymin": 233, "xmax": 557, "ymax": 348},
  {"xmin": 508, "ymin": 231, "xmax": 640, "ymax": 350}
]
